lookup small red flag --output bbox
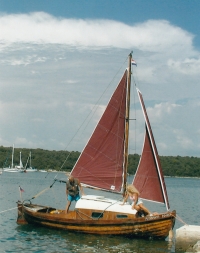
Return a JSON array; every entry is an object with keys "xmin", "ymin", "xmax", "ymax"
[{"xmin": 19, "ymin": 186, "xmax": 25, "ymax": 192}]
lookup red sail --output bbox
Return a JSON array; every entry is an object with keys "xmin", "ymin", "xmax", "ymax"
[
  {"xmin": 71, "ymin": 71, "xmax": 128, "ymax": 193},
  {"xmin": 133, "ymin": 89, "xmax": 170, "ymax": 210}
]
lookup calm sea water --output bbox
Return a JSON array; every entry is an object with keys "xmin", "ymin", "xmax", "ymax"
[{"xmin": 0, "ymin": 172, "xmax": 199, "ymax": 253}]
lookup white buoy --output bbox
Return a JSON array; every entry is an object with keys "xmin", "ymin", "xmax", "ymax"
[
  {"xmin": 176, "ymin": 225, "xmax": 200, "ymax": 252},
  {"xmin": 193, "ymin": 241, "xmax": 200, "ymax": 252}
]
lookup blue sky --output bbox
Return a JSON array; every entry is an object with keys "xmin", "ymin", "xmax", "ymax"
[{"xmin": 0, "ymin": 0, "xmax": 200, "ymax": 158}]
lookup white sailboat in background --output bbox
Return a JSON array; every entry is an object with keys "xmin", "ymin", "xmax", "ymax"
[
  {"xmin": 15, "ymin": 152, "xmax": 24, "ymax": 170},
  {"xmin": 24, "ymin": 152, "xmax": 37, "ymax": 172},
  {"xmin": 3, "ymin": 145, "xmax": 24, "ymax": 172}
]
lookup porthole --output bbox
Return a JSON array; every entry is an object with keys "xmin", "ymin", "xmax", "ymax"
[{"xmin": 91, "ymin": 212, "xmax": 103, "ymax": 218}]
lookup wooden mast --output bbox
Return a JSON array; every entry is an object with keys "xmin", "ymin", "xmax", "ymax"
[{"xmin": 123, "ymin": 52, "xmax": 132, "ymax": 196}]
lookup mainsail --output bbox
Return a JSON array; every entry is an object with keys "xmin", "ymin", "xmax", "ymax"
[
  {"xmin": 133, "ymin": 88, "xmax": 170, "ymax": 210},
  {"xmin": 71, "ymin": 70, "xmax": 128, "ymax": 193}
]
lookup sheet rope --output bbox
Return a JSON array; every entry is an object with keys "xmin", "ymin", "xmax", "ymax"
[{"xmin": 0, "ymin": 207, "xmax": 17, "ymax": 214}]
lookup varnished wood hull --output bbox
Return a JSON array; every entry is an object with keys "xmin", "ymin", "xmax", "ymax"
[{"xmin": 17, "ymin": 201, "xmax": 176, "ymax": 239}]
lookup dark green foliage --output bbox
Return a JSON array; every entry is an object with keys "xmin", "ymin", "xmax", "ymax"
[
  {"xmin": 159, "ymin": 155, "xmax": 200, "ymax": 177},
  {"xmin": 0, "ymin": 146, "xmax": 199, "ymax": 177},
  {"xmin": 127, "ymin": 153, "xmax": 140, "ymax": 175}
]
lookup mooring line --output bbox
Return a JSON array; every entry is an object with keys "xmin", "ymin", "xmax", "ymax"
[
  {"xmin": 176, "ymin": 214, "xmax": 188, "ymax": 225},
  {"xmin": 172, "ymin": 213, "xmax": 188, "ymax": 226},
  {"xmin": 0, "ymin": 207, "xmax": 17, "ymax": 214}
]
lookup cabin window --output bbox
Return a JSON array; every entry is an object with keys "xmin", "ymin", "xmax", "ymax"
[
  {"xmin": 91, "ymin": 212, "xmax": 103, "ymax": 219},
  {"xmin": 116, "ymin": 214, "xmax": 128, "ymax": 219}
]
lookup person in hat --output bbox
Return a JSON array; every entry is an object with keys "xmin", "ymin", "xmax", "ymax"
[{"xmin": 65, "ymin": 175, "xmax": 84, "ymax": 213}]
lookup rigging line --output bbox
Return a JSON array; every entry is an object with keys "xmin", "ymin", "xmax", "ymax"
[
  {"xmin": 81, "ymin": 60, "xmax": 128, "ymax": 134},
  {"xmin": 126, "ymin": 69, "xmax": 138, "ymax": 182},
  {"xmin": 45, "ymin": 172, "xmax": 50, "ymax": 178},
  {"xmin": 131, "ymin": 70, "xmax": 138, "ymax": 156},
  {"xmin": 30, "ymin": 187, "xmax": 51, "ymax": 199},
  {"xmin": 96, "ymin": 199, "xmax": 124, "ymax": 219},
  {"xmin": 0, "ymin": 207, "xmax": 17, "ymax": 214},
  {"xmin": 59, "ymin": 152, "xmax": 72, "ymax": 171},
  {"xmin": 75, "ymin": 209, "xmax": 93, "ymax": 220},
  {"xmin": 60, "ymin": 57, "xmax": 129, "ymax": 170},
  {"xmin": 172, "ymin": 213, "xmax": 188, "ymax": 226},
  {"xmin": 28, "ymin": 179, "xmax": 57, "ymax": 200},
  {"xmin": 131, "ymin": 61, "xmax": 143, "ymax": 153},
  {"xmin": 51, "ymin": 187, "xmax": 60, "ymax": 207}
]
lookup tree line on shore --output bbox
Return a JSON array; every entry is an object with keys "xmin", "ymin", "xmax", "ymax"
[{"xmin": 0, "ymin": 146, "xmax": 199, "ymax": 177}]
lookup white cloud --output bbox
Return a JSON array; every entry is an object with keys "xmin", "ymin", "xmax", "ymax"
[
  {"xmin": 0, "ymin": 12, "xmax": 196, "ymax": 53},
  {"xmin": 173, "ymin": 129, "xmax": 193, "ymax": 149},
  {"xmin": 148, "ymin": 102, "xmax": 181, "ymax": 119},
  {"xmin": 0, "ymin": 12, "xmax": 200, "ymax": 157},
  {"xmin": 168, "ymin": 57, "xmax": 200, "ymax": 75}
]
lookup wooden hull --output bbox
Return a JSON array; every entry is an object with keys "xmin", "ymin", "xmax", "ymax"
[{"xmin": 17, "ymin": 201, "xmax": 176, "ymax": 239}]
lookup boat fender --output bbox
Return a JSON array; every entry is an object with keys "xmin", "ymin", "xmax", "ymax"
[{"xmin": 168, "ymin": 229, "xmax": 173, "ymax": 241}]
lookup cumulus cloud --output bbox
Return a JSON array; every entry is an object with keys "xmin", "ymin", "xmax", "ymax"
[
  {"xmin": 0, "ymin": 12, "xmax": 196, "ymax": 53},
  {"xmin": 0, "ymin": 12, "xmax": 200, "ymax": 156}
]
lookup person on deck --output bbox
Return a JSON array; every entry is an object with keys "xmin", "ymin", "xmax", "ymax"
[
  {"xmin": 65, "ymin": 175, "xmax": 84, "ymax": 213},
  {"xmin": 121, "ymin": 184, "xmax": 152, "ymax": 216}
]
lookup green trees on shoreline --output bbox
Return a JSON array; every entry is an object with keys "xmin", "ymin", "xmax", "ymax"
[{"xmin": 0, "ymin": 146, "xmax": 199, "ymax": 177}]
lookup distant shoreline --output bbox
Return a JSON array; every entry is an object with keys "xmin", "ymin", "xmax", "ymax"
[{"xmin": 164, "ymin": 175, "xmax": 200, "ymax": 179}]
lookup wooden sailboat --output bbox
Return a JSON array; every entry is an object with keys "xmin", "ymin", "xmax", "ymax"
[{"xmin": 17, "ymin": 53, "xmax": 176, "ymax": 239}]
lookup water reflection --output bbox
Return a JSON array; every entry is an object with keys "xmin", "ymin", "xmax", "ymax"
[{"xmin": 14, "ymin": 225, "xmax": 175, "ymax": 253}]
